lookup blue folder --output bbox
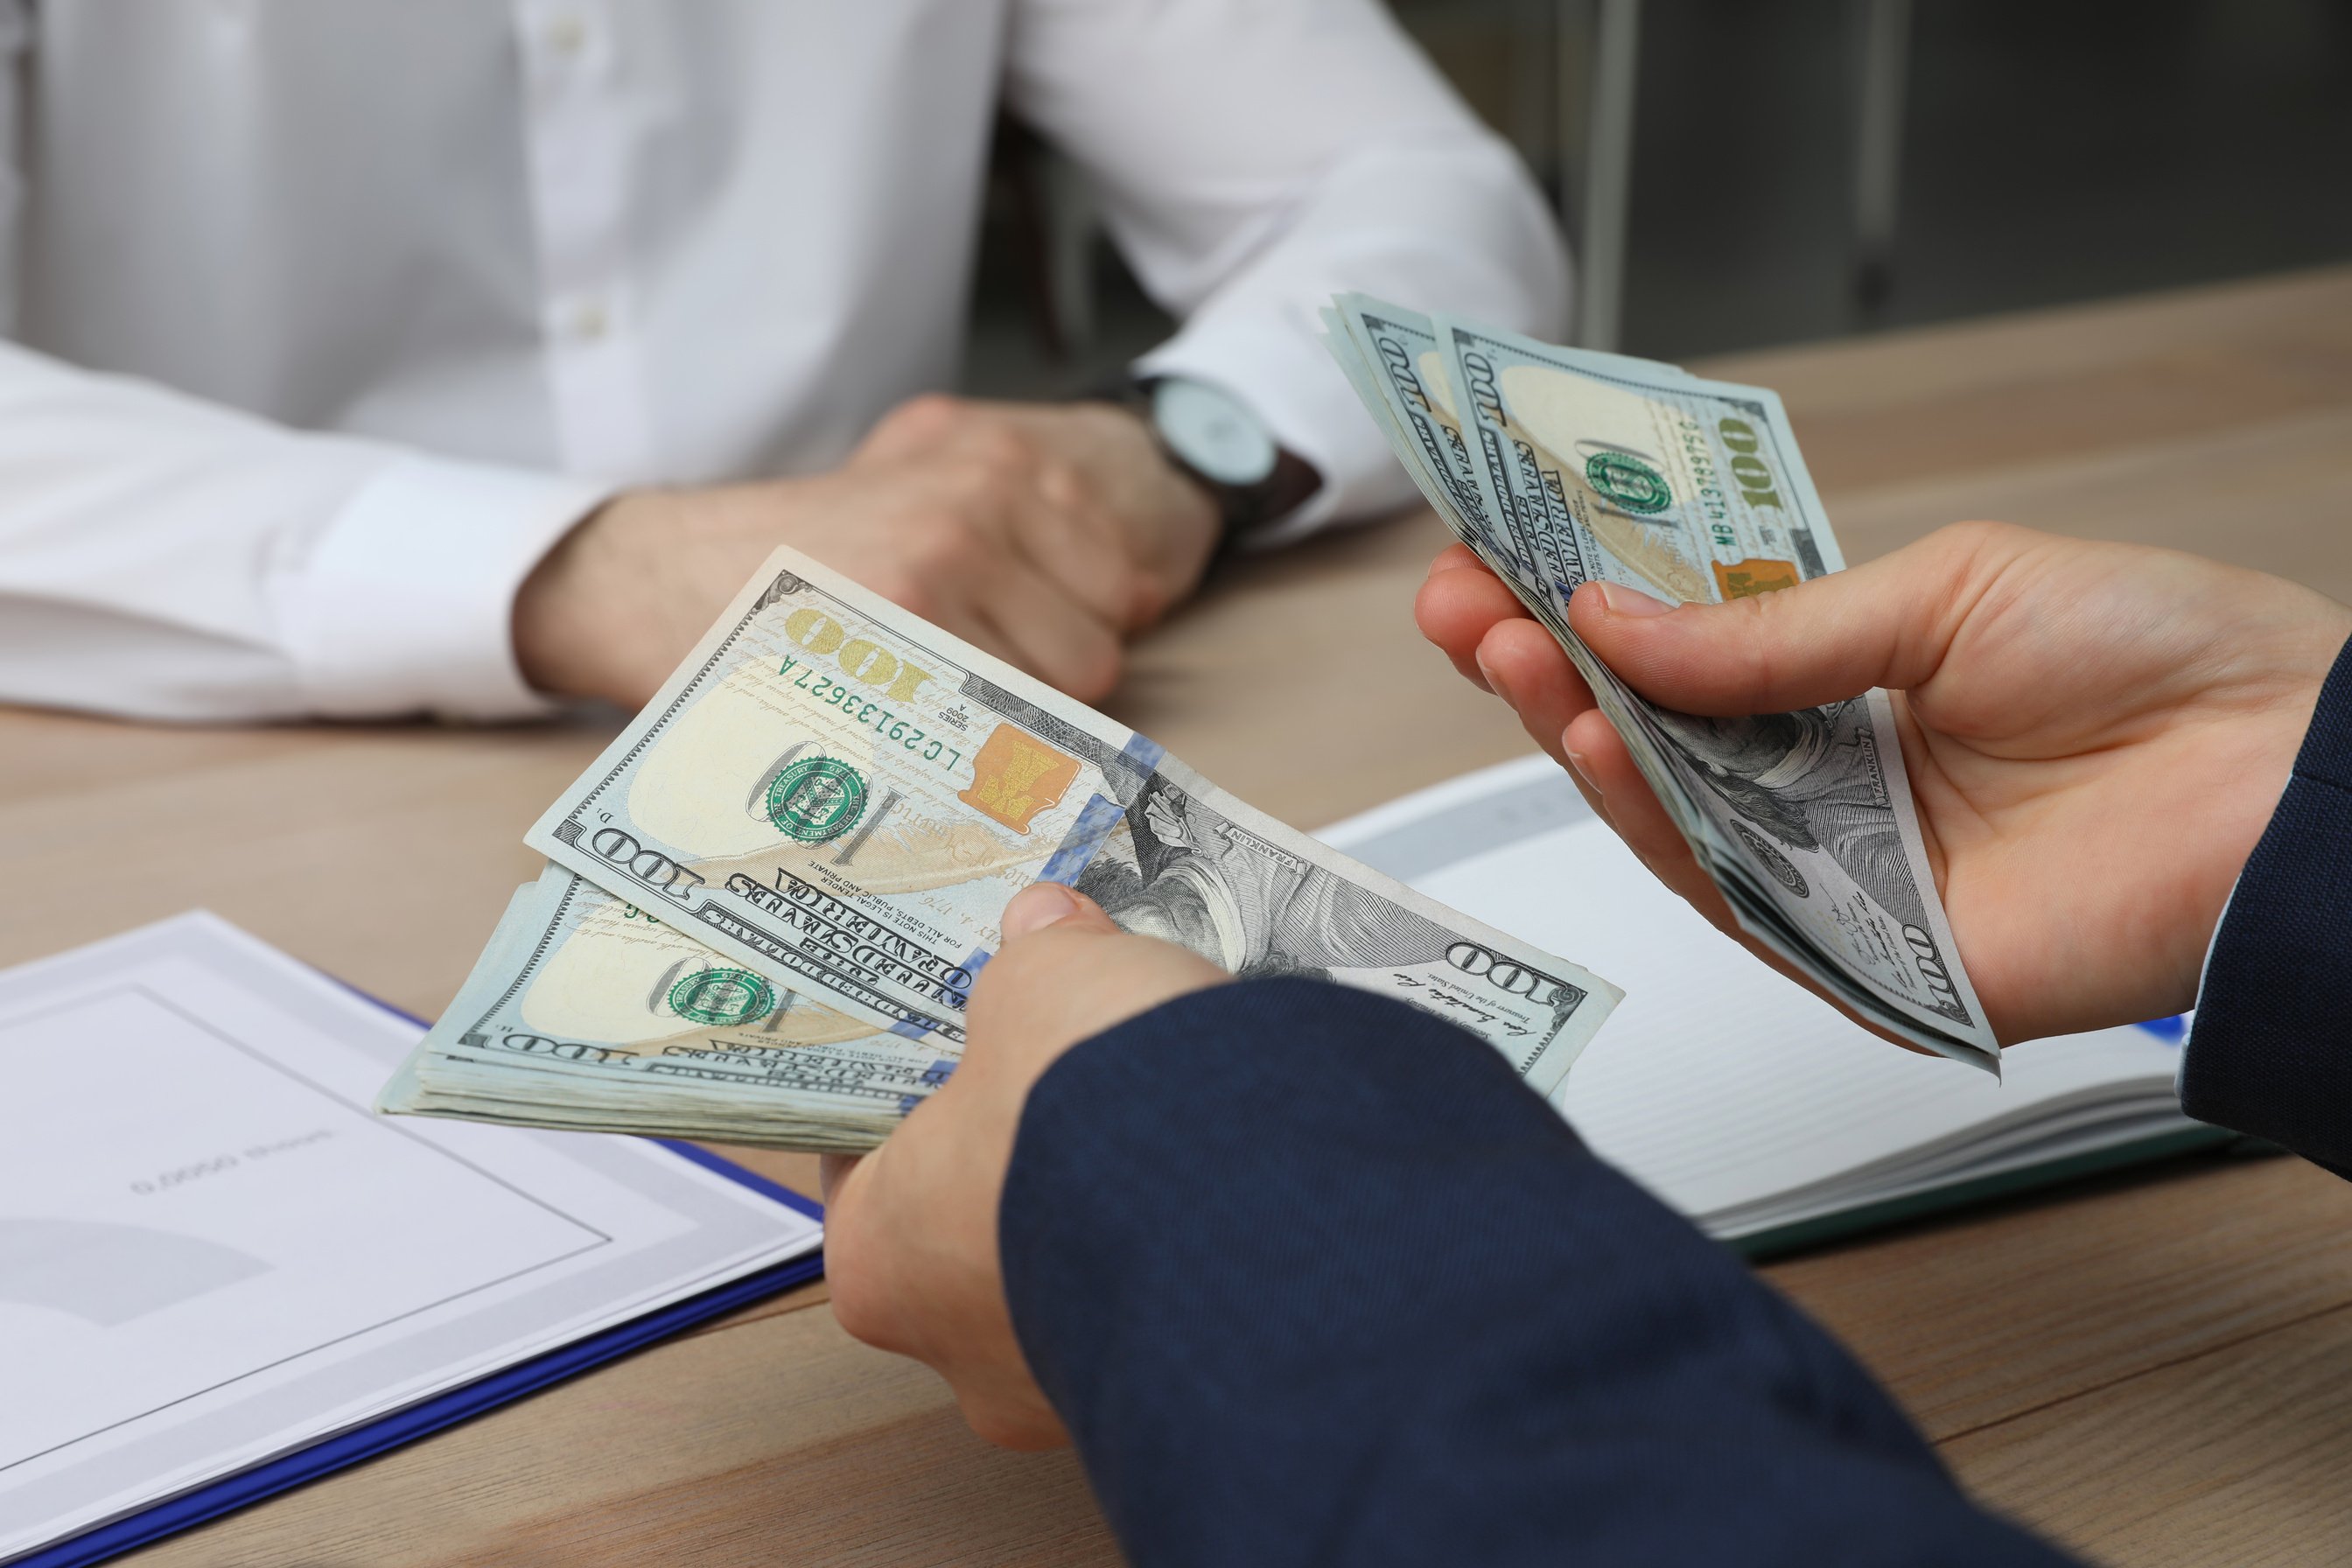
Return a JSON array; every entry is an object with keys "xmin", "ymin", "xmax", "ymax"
[{"xmin": 20, "ymin": 995, "xmax": 828, "ymax": 1568}]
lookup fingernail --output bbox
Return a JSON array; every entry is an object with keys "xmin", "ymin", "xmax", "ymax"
[
  {"xmin": 1597, "ymin": 583, "xmax": 1675, "ymax": 619},
  {"xmin": 1003, "ymin": 880, "xmax": 1083, "ymax": 939},
  {"xmin": 1564, "ymin": 746, "xmax": 1599, "ymax": 789},
  {"xmin": 1474, "ymin": 648, "xmax": 1509, "ymax": 702}
]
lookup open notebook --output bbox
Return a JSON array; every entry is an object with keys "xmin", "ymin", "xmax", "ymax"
[{"xmin": 1320, "ymin": 756, "xmax": 2231, "ymax": 1256}]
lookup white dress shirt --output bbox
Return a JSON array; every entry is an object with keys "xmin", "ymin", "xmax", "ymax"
[{"xmin": 0, "ymin": 0, "xmax": 1568, "ymax": 723}]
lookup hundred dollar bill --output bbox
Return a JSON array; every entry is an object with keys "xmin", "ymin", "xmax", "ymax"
[
  {"xmin": 378, "ymin": 867, "xmax": 941, "ymax": 1152},
  {"xmin": 522, "ymin": 546, "xmax": 1622, "ymax": 1100},
  {"xmin": 1326, "ymin": 298, "xmax": 1995, "ymax": 1070},
  {"xmin": 1323, "ymin": 296, "xmax": 1708, "ymax": 849},
  {"xmin": 1324, "ymin": 298, "xmax": 1523, "ymax": 579},
  {"xmin": 1326, "ymin": 296, "xmax": 1699, "ymax": 592}
]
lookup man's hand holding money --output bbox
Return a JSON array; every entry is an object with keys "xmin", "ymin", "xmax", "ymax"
[
  {"xmin": 821, "ymin": 881, "xmax": 1227, "ymax": 1451},
  {"xmin": 1418, "ymin": 520, "xmax": 2352, "ymax": 1046}
]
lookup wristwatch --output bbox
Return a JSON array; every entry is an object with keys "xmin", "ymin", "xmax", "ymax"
[{"xmin": 1106, "ymin": 374, "xmax": 1322, "ymax": 543}]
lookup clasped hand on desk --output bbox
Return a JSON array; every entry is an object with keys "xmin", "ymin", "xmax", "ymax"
[{"xmin": 512, "ymin": 394, "xmax": 1219, "ymax": 710}]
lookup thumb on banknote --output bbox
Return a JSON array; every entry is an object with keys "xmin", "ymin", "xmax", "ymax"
[
  {"xmin": 976, "ymin": 883, "xmax": 1228, "ymax": 1055},
  {"xmin": 999, "ymin": 880, "xmax": 1116, "ymax": 940},
  {"xmin": 822, "ymin": 889, "xmax": 1144, "ymax": 1204},
  {"xmin": 825, "ymin": 879, "xmax": 1225, "ymax": 1450},
  {"xmin": 1567, "ymin": 522, "xmax": 2030, "ymax": 717}
]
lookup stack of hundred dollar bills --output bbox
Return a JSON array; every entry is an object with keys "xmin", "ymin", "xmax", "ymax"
[
  {"xmin": 378, "ymin": 547, "xmax": 1625, "ymax": 1153},
  {"xmin": 1320, "ymin": 294, "xmax": 1995, "ymax": 1069}
]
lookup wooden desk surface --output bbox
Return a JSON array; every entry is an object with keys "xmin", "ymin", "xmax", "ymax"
[{"xmin": 10, "ymin": 266, "xmax": 2352, "ymax": 1566}]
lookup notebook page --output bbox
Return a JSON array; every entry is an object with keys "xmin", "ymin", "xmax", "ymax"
[{"xmin": 1322, "ymin": 758, "xmax": 2191, "ymax": 1224}]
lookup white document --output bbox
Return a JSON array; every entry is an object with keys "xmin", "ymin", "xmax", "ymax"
[
  {"xmin": 0, "ymin": 914, "xmax": 822, "ymax": 1564},
  {"xmin": 1320, "ymin": 756, "xmax": 2206, "ymax": 1242}
]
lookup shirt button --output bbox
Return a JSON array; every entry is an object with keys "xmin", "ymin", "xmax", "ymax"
[
  {"xmin": 543, "ymin": 13, "xmax": 587, "ymax": 56},
  {"xmin": 570, "ymin": 298, "xmax": 610, "ymax": 341}
]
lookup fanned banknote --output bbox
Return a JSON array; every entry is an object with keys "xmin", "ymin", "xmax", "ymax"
[
  {"xmin": 379, "ymin": 867, "xmax": 938, "ymax": 1152},
  {"xmin": 524, "ymin": 550, "xmax": 1618, "ymax": 1074},
  {"xmin": 382, "ymin": 545, "xmax": 1624, "ymax": 1152},
  {"xmin": 1324, "ymin": 295, "xmax": 1996, "ymax": 1070}
]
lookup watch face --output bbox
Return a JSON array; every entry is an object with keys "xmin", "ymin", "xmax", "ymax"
[{"xmin": 1152, "ymin": 378, "xmax": 1278, "ymax": 487}]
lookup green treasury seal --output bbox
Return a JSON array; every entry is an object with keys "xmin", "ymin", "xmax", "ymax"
[
  {"xmin": 1585, "ymin": 451, "xmax": 1672, "ymax": 514},
  {"xmin": 668, "ymin": 967, "xmax": 776, "ymax": 1027},
  {"xmin": 766, "ymin": 756, "xmax": 869, "ymax": 844}
]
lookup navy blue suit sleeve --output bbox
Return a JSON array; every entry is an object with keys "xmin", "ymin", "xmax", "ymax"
[
  {"xmin": 1000, "ymin": 978, "xmax": 2072, "ymax": 1566},
  {"xmin": 2181, "ymin": 634, "xmax": 2352, "ymax": 1174}
]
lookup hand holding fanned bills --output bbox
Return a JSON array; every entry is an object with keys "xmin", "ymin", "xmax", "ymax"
[
  {"xmin": 1321, "ymin": 294, "xmax": 1996, "ymax": 1069},
  {"xmin": 378, "ymin": 547, "xmax": 1621, "ymax": 1152}
]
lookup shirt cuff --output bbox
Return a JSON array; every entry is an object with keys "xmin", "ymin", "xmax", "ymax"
[
  {"xmin": 272, "ymin": 454, "xmax": 616, "ymax": 721},
  {"xmin": 1136, "ymin": 311, "xmax": 1418, "ymax": 547}
]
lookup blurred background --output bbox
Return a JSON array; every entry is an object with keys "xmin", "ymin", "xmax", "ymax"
[{"xmin": 965, "ymin": 0, "xmax": 2352, "ymax": 396}]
